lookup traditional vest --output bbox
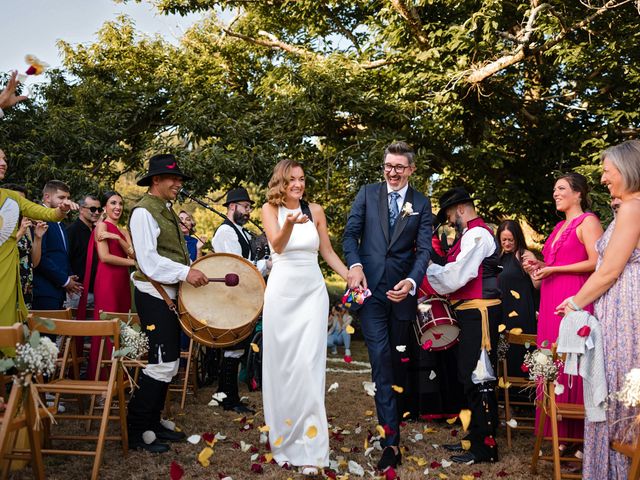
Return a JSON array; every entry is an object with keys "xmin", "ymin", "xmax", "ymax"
[
  {"xmin": 131, "ymin": 194, "xmax": 190, "ymax": 283},
  {"xmin": 447, "ymin": 217, "xmax": 501, "ymax": 300},
  {"xmin": 220, "ymin": 218, "xmax": 252, "ymax": 260}
]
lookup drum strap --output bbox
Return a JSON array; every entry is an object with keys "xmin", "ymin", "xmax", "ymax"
[
  {"xmin": 148, "ymin": 278, "xmax": 179, "ymax": 315},
  {"xmin": 454, "ymin": 299, "xmax": 501, "ymax": 352}
]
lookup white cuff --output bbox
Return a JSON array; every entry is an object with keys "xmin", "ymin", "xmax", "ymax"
[
  {"xmin": 349, "ymin": 263, "xmax": 363, "ymax": 270},
  {"xmin": 405, "ymin": 278, "xmax": 417, "ymax": 296}
]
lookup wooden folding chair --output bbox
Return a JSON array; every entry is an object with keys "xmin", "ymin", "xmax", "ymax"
[
  {"xmin": 499, "ymin": 332, "xmax": 537, "ymax": 449},
  {"xmin": 531, "ymin": 344, "xmax": 584, "ymax": 480},
  {"xmin": 27, "ymin": 316, "xmax": 128, "ymax": 480},
  {"xmin": 0, "ymin": 324, "xmax": 46, "ymax": 480},
  {"xmin": 612, "ymin": 437, "xmax": 640, "ymax": 480},
  {"xmin": 166, "ymin": 337, "xmax": 199, "ymax": 413}
]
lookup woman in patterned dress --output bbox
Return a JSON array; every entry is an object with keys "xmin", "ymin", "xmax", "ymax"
[{"xmin": 559, "ymin": 139, "xmax": 640, "ymax": 479}]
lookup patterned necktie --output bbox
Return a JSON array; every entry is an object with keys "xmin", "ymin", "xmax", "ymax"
[{"xmin": 389, "ymin": 192, "xmax": 400, "ymax": 229}]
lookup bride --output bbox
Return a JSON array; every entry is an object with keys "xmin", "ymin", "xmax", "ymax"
[{"xmin": 261, "ymin": 159, "xmax": 348, "ymax": 474}]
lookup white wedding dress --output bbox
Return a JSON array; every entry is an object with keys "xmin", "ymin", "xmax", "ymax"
[{"xmin": 262, "ymin": 205, "xmax": 330, "ymax": 467}]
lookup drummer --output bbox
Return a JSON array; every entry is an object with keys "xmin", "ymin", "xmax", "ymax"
[
  {"xmin": 128, "ymin": 154, "xmax": 209, "ymax": 453},
  {"xmin": 424, "ymin": 187, "xmax": 502, "ymax": 464},
  {"xmin": 212, "ymin": 186, "xmax": 271, "ymax": 413}
]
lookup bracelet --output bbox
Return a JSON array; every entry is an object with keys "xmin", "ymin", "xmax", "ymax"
[{"xmin": 568, "ymin": 297, "xmax": 582, "ymax": 312}]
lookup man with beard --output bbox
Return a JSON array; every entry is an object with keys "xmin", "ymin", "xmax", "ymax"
[
  {"xmin": 425, "ymin": 187, "xmax": 502, "ymax": 464},
  {"xmin": 212, "ymin": 187, "xmax": 271, "ymax": 413}
]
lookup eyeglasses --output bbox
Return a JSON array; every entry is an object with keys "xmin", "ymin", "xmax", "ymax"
[
  {"xmin": 383, "ymin": 163, "xmax": 410, "ymax": 174},
  {"xmin": 236, "ymin": 203, "xmax": 254, "ymax": 211},
  {"xmin": 83, "ymin": 206, "xmax": 103, "ymax": 213}
]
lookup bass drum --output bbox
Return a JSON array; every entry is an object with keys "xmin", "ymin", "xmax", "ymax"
[
  {"xmin": 179, "ymin": 253, "xmax": 265, "ymax": 348},
  {"xmin": 413, "ymin": 295, "xmax": 460, "ymax": 351}
]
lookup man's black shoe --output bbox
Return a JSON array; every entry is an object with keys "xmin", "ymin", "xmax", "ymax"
[
  {"xmin": 451, "ymin": 451, "xmax": 496, "ymax": 464},
  {"xmin": 155, "ymin": 425, "xmax": 186, "ymax": 443},
  {"xmin": 376, "ymin": 446, "xmax": 401, "ymax": 471},
  {"xmin": 129, "ymin": 439, "xmax": 170, "ymax": 453},
  {"xmin": 442, "ymin": 442, "xmax": 463, "ymax": 452}
]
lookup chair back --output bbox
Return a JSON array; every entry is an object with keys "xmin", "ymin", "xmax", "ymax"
[
  {"xmin": 27, "ymin": 316, "xmax": 120, "ymax": 343},
  {"xmin": 29, "ymin": 308, "xmax": 73, "ymax": 320},
  {"xmin": 100, "ymin": 312, "xmax": 140, "ymax": 328},
  {"xmin": 0, "ymin": 323, "xmax": 25, "ymax": 350},
  {"xmin": 507, "ymin": 332, "xmax": 537, "ymax": 347}
]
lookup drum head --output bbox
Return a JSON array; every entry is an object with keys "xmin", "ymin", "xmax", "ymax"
[{"xmin": 179, "ymin": 253, "xmax": 265, "ymax": 332}]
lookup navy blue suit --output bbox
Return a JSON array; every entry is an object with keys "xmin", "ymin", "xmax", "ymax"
[
  {"xmin": 343, "ymin": 182, "xmax": 432, "ymax": 446},
  {"xmin": 32, "ymin": 221, "xmax": 72, "ymax": 310}
]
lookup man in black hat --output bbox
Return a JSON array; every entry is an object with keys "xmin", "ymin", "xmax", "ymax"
[
  {"xmin": 127, "ymin": 154, "xmax": 209, "ymax": 453},
  {"xmin": 211, "ymin": 186, "xmax": 271, "ymax": 413},
  {"xmin": 425, "ymin": 187, "xmax": 502, "ymax": 464}
]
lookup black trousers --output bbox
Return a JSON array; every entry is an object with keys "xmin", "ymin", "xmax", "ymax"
[{"xmin": 456, "ymin": 304, "xmax": 501, "ymax": 461}]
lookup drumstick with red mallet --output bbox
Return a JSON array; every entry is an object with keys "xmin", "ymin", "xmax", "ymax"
[{"xmin": 207, "ymin": 273, "xmax": 240, "ymax": 286}]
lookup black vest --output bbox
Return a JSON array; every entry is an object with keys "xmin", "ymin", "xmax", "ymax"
[{"xmin": 220, "ymin": 218, "xmax": 252, "ymax": 260}]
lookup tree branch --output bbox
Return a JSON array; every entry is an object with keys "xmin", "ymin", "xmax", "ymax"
[
  {"xmin": 466, "ymin": 0, "xmax": 632, "ymax": 84},
  {"xmin": 390, "ymin": 0, "xmax": 430, "ymax": 48}
]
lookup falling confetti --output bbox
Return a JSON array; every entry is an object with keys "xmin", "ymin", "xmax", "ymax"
[
  {"xmin": 510, "ymin": 290, "xmax": 520, "ymax": 299},
  {"xmin": 508, "ymin": 311, "xmax": 519, "ymax": 318},
  {"xmin": 421, "ymin": 339, "xmax": 433, "ymax": 350},
  {"xmin": 429, "ymin": 370, "xmax": 437, "ymax": 380},
  {"xmin": 396, "ymin": 345, "xmax": 407, "ymax": 352},
  {"xmin": 328, "ymin": 382, "xmax": 339, "ymax": 393},
  {"xmin": 250, "ymin": 343, "xmax": 260, "ymax": 352},
  {"xmin": 459, "ymin": 409, "xmax": 471, "ymax": 431},
  {"xmin": 391, "ymin": 385, "xmax": 404, "ymax": 393},
  {"xmin": 461, "ymin": 440, "xmax": 471, "ymax": 450},
  {"xmin": 507, "ymin": 418, "xmax": 518, "ymax": 428},
  {"xmin": 346, "ymin": 325, "xmax": 355, "ymax": 334},
  {"xmin": 146, "ymin": 324, "xmax": 156, "ymax": 331},
  {"xmin": 498, "ymin": 324, "xmax": 507, "ymax": 333},
  {"xmin": 510, "ymin": 327, "xmax": 523, "ymax": 335}
]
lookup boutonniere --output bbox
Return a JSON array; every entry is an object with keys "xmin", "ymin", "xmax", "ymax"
[{"xmin": 401, "ymin": 202, "xmax": 419, "ymax": 218}]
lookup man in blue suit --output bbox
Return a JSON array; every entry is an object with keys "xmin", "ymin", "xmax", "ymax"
[
  {"xmin": 343, "ymin": 141, "xmax": 432, "ymax": 471},
  {"xmin": 32, "ymin": 180, "xmax": 82, "ymax": 310}
]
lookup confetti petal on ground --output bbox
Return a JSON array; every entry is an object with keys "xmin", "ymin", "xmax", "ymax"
[
  {"xmin": 438, "ymin": 474, "xmax": 448, "ymax": 479},
  {"xmin": 169, "ymin": 461, "xmax": 184, "ymax": 480},
  {"xmin": 507, "ymin": 418, "xmax": 518, "ymax": 428},
  {"xmin": 441, "ymin": 459, "xmax": 452, "ymax": 468},
  {"xmin": 250, "ymin": 343, "xmax": 260, "ymax": 352},
  {"xmin": 348, "ymin": 460, "xmax": 365, "ymax": 476},
  {"xmin": 346, "ymin": 325, "xmax": 355, "ymax": 334},
  {"xmin": 385, "ymin": 467, "xmax": 397, "ymax": 479},
  {"xmin": 391, "ymin": 385, "xmax": 404, "ymax": 393},
  {"xmin": 402, "ymin": 411, "xmax": 411, "ymax": 418},
  {"xmin": 363, "ymin": 382, "xmax": 376, "ymax": 396},
  {"xmin": 376, "ymin": 425, "xmax": 386, "ymax": 438},
  {"xmin": 424, "ymin": 427, "xmax": 436, "ymax": 433},
  {"xmin": 429, "ymin": 370, "xmax": 437, "ymax": 380},
  {"xmin": 240, "ymin": 441, "xmax": 251, "ymax": 452},
  {"xmin": 446, "ymin": 417, "xmax": 457, "ymax": 425},
  {"xmin": 250, "ymin": 463, "xmax": 263, "ymax": 473},
  {"xmin": 364, "ymin": 410, "xmax": 374, "ymax": 416},
  {"xmin": 306, "ymin": 425, "xmax": 318, "ymax": 439},
  {"xmin": 462, "ymin": 476, "xmax": 474, "ymax": 480},
  {"xmin": 198, "ymin": 447, "xmax": 214, "ymax": 467},
  {"xmin": 187, "ymin": 434, "xmax": 201, "ymax": 444},
  {"xmin": 258, "ymin": 425, "xmax": 270, "ymax": 433},
  {"xmin": 328, "ymin": 382, "xmax": 339, "ymax": 393},
  {"xmin": 510, "ymin": 290, "xmax": 521, "ymax": 299},
  {"xmin": 202, "ymin": 432, "xmax": 215, "ymax": 444},
  {"xmin": 498, "ymin": 324, "xmax": 506, "ymax": 333},
  {"xmin": 146, "ymin": 324, "xmax": 156, "ymax": 331},
  {"xmin": 459, "ymin": 409, "xmax": 471, "ymax": 431},
  {"xmin": 395, "ymin": 345, "xmax": 406, "ymax": 352},
  {"xmin": 214, "ymin": 432, "xmax": 226, "ymax": 441}
]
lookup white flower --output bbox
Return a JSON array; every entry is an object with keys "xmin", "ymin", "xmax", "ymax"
[
  {"xmin": 617, "ymin": 368, "xmax": 640, "ymax": 407},
  {"xmin": 533, "ymin": 351, "xmax": 550, "ymax": 366},
  {"xmin": 401, "ymin": 202, "xmax": 416, "ymax": 218}
]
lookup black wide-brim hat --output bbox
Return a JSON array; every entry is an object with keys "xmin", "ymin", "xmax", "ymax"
[
  {"xmin": 136, "ymin": 154, "xmax": 192, "ymax": 187},
  {"xmin": 223, "ymin": 187, "xmax": 255, "ymax": 207},
  {"xmin": 436, "ymin": 187, "xmax": 474, "ymax": 224}
]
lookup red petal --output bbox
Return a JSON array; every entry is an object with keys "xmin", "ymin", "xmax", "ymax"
[
  {"xmin": 202, "ymin": 432, "xmax": 215, "ymax": 444},
  {"xmin": 250, "ymin": 446, "xmax": 259, "ymax": 453},
  {"xmin": 451, "ymin": 429, "xmax": 458, "ymax": 437},
  {"xmin": 496, "ymin": 470, "xmax": 509, "ymax": 477},
  {"xmin": 421, "ymin": 339, "xmax": 433, "ymax": 350},
  {"xmin": 324, "ymin": 469, "xmax": 337, "ymax": 479},
  {"xmin": 430, "ymin": 461, "xmax": 442, "ymax": 468},
  {"xmin": 577, "ymin": 325, "xmax": 591, "ymax": 337},
  {"xmin": 250, "ymin": 463, "xmax": 263, "ymax": 474},
  {"xmin": 385, "ymin": 467, "xmax": 397, "ymax": 479},
  {"xmin": 484, "ymin": 436, "xmax": 496, "ymax": 447},
  {"xmin": 344, "ymin": 355, "xmax": 353, "ymax": 363},
  {"xmin": 473, "ymin": 472, "xmax": 483, "ymax": 477},
  {"xmin": 281, "ymin": 462, "xmax": 292, "ymax": 470},
  {"xmin": 400, "ymin": 357, "xmax": 410, "ymax": 363},
  {"xmin": 521, "ymin": 364, "xmax": 529, "ymax": 373},
  {"xmin": 169, "ymin": 461, "xmax": 184, "ymax": 480},
  {"xmin": 383, "ymin": 424, "xmax": 396, "ymax": 436},
  {"xmin": 251, "ymin": 378, "xmax": 258, "ymax": 390},
  {"xmin": 26, "ymin": 66, "xmax": 36, "ymax": 75},
  {"xmin": 231, "ymin": 441, "xmax": 240, "ymax": 449}
]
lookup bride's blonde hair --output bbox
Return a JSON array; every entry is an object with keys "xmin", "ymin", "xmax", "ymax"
[{"xmin": 267, "ymin": 159, "xmax": 304, "ymax": 206}]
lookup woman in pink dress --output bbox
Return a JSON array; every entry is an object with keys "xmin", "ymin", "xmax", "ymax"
[
  {"xmin": 523, "ymin": 173, "xmax": 603, "ymax": 445},
  {"xmin": 78, "ymin": 191, "xmax": 135, "ymax": 380}
]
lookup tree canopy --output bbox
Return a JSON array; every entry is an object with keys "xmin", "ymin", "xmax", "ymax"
[{"xmin": 1, "ymin": 0, "xmax": 639, "ymax": 234}]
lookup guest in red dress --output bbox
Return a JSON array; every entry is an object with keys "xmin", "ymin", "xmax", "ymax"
[{"xmin": 78, "ymin": 191, "xmax": 135, "ymax": 380}]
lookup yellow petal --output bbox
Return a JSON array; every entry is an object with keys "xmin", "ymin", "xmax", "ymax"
[
  {"xmin": 424, "ymin": 427, "xmax": 436, "ymax": 433},
  {"xmin": 146, "ymin": 324, "xmax": 156, "ymax": 331},
  {"xmin": 446, "ymin": 417, "xmax": 457, "ymax": 425},
  {"xmin": 498, "ymin": 324, "xmax": 506, "ymax": 333},
  {"xmin": 274, "ymin": 436, "xmax": 283, "ymax": 447},
  {"xmin": 258, "ymin": 425, "xmax": 270, "ymax": 432},
  {"xmin": 438, "ymin": 474, "xmax": 448, "ymax": 479},
  {"xmin": 391, "ymin": 385, "xmax": 404, "ymax": 393},
  {"xmin": 459, "ymin": 409, "xmax": 472, "ymax": 432},
  {"xmin": 510, "ymin": 290, "xmax": 521, "ymax": 299},
  {"xmin": 498, "ymin": 378, "xmax": 511, "ymax": 389},
  {"xmin": 510, "ymin": 327, "xmax": 523, "ymax": 334},
  {"xmin": 306, "ymin": 425, "xmax": 317, "ymax": 439},
  {"xmin": 416, "ymin": 457, "xmax": 427, "ymax": 466},
  {"xmin": 251, "ymin": 342, "xmax": 260, "ymax": 352},
  {"xmin": 285, "ymin": 418, "xmax": 293, "ymax": 426},
  {"xmin": 461, "ymin": 439, "xmax": 471, "ymax": 450},
  {"xmin": 376, "ymin": 425, "xmax": 386, "ymax": 438},
  {"xmin": 364, "ymin": 410, "xmax": 374, "ymax": 416},
  {"xmin": 364, "ymin": 437, "xmax": 369, "ymax": 450},
  {"xmin": 402, "ymin": 411, "xmax": 411, "ymax": 418},
  {"xmin": 264, "ymin": 452, "xmax": 273, "ymax": 463},
  {"xmin": 346, "ymin": 325, "xmax": 355, "ymax": 334},
  {"xmin": 340, "ymin": 447, "xmax": 351, "ymax": 453},
  {"xmin": 508, "ymin": 311, "xmax": 519, "ymax": 318},
  {"xmin": 197, "ymin": 446, "xmax": 213, "ymax": 467},
  {"xmin": 463, "ymin": 475, "xmax": 475, "ymax": 480}
]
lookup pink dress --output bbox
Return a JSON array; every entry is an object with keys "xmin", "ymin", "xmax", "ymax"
[
  {"xmin": 536, "ymin": 212, "xmax": 597, "ymax": 439},
  {"xmin": 584, "ymin": 219, "xmax": 640, "ymax": 479},
  {"xmin": 78, "ymin": 222, "xmax": 132, "ymax": 380}
]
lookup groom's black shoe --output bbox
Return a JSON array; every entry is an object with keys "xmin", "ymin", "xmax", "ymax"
[
  {"xmin": 450, "ymin": 451, "xmax": 496, "ymax": 464},
  {"xmin": 376, "ymin": 446, "xmax": 401, "ymax": 471},
  {"xmin": 443, "ymin": 442, "xmax": 464, "ymax": 452}
]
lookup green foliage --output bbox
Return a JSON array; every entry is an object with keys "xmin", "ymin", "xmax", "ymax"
[{"xmin": 1, "ymin": 1, "xmax": 639, "ymax": 237}]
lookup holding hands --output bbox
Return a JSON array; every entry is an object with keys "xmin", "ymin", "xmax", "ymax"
[{"xmin": 347, "ymin": 265, "xmax": 367, "ymax": 291}]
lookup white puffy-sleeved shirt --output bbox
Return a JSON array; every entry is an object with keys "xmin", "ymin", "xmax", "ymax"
[{"xmin": 212, "ymin": 222, "xmax": 269, "ymax": 276}]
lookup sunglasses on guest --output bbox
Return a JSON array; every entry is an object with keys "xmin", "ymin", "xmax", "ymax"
[{"xmin": 83, "ymin": 206, "xmax": 103, "ymax": 213}]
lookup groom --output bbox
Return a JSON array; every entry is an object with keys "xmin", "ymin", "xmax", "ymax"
[{"xmin": 343, "ymin": 141, "xmax": 432, "ymax": 470}]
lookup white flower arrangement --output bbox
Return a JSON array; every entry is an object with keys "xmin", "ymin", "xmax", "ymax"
[
  {"xmin": 0, "ymin": 327, "xmax": 59, "ymax": 386},
  {"xmin": 497, "ymin": 333, "xmax": 510, "ymax": 362},
  {"xmin": 522, "ymin": 348, "xmax": 562, "ymax": 384},
  {"xmin": 401, "ymin": 202, "xmax": 419, "ymax": 218},
  {"xmin": 617, "ymin": 368, "xmax": 640, "ymax": 408},
  {"xmin": 114, "ymin": 321, "xmax": 149, "ymax": 360}
]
